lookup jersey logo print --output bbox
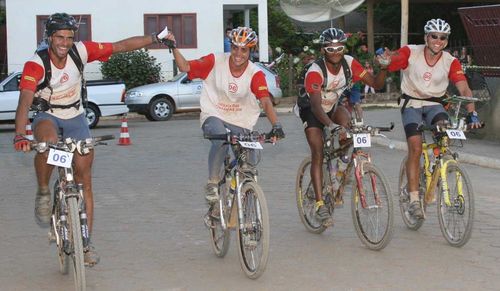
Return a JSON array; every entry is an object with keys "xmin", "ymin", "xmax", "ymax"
[
  {"xmin": 423, "ymin": 72, "xmax": 432, "ymax": 81},
  {"xmin": 229, "ymin": 82, "xmax": 238, "ymax": 93},
  {"xmin": 60, "ymin": 73, "xmax": 69, "ymax": 84}
]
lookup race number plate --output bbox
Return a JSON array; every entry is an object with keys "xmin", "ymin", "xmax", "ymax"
[
  {"xmin": 47, "ymin": 148, "xmax": 73, "ymax": 168},
  {"xmin": 353, "ymin": 133, "xmax": 371, "ymax": 148},
  {"xmin": 238, "ymin": 141, "xmax": 263, "ymax": 150},
  {"xmin": 446, "ymin": 130, "xmax": 466, "ymax": 140}
]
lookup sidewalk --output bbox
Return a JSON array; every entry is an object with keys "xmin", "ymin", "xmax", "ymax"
[{"xmin": 275, "ymin": 96, "xmax": 500, "ymax": 170}]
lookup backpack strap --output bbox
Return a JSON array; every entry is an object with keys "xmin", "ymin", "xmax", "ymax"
[
  {"xmin": 341, "ymin": 57, "xmax": 352, "ymax": 90},
  {"xmin": 315, "ymin": 59, "xmax": 328, "ymax": 90},
  {"xmin": 36, "ymin": 48, "xmax": 52, "ymax": 92}
]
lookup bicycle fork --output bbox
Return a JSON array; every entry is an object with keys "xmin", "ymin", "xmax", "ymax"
[{"xmin": 353, "ymin": 153, "xmax": 381, "ymax": 209}]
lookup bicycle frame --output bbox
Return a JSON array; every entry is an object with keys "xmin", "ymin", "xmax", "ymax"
[{"xmin": 420, "ymin": 134, "xmax": 462, "ymax": 208}]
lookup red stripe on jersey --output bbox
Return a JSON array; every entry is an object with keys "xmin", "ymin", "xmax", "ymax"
[
  {"xmin": 305, "ymin": 71, "xmax": 323, "ymax": 94},
  {"xmin": 19, "ymin": 61, "xmax": 44, "ymax": 92},
  {"xmin": 387, "ymin": 46, "xmax": 410, "ymax": 71},
  {"xmin": 250, "ymin": 71, "xmax": 269, "ymax": 99},
  {"xmin": 449, "ymin": 58, "xmax": 467, "ymax": 83},
  {"xmin": 83, "ymin": 41, "xmax": 113, "ymax": 62},
  {"xmin": 188, "ymin": 54, "xmax": 215, "ymax": 80}
]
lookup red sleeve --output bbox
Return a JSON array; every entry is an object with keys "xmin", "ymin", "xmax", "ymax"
[
  {"xmin": 18, "ymin": 61, "xmax": 44, "ymax": 92},
  {"xmin": 449, "ymin": 59, "xmax": 467, "ymax": 83},
  {"xmin": 305, "ymin": 71, "xmax": 323, "ymax": 94},
  {"xmin": 387, "ymin": 46, "xmax": 410, "ymax": 71},
  {"xmin": 83, "ymin": 41, "xmax": 114, "ymax": 62},
  {"xmin": 250, "ymin": 71, "xmax": 270, "ymax": 99},
  {"xmin": 187, "ymin": 54, "xmax": 215, "ymax": 80},
  {"xmin": 350, "ymin": 59, "xmax": 366, "ymax": 82}
]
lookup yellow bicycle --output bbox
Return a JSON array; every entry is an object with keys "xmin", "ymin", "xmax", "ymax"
[{"xmin": 398, "ymin": 95, "xmax": 480, "ymax": 247}]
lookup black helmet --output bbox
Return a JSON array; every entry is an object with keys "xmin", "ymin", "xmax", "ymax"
[
  {"xmin": 45, "ymin": 13, "xmax": 78, "ymax": 36},
  {"xmin": 319, "ymin": 28, "xmax": 347, "ymax": 45}
]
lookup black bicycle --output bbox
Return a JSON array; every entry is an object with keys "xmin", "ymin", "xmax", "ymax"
[{"xmin": 32, "ymin": 135, "xmax": 114, "ymax": 291}]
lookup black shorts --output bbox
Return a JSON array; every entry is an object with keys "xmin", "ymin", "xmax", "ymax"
[{"xmin": 299, "ymin": 106, "xmax": 335, "ymax": 130}]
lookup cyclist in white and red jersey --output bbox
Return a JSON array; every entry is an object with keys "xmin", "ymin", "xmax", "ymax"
[
  {"xmin": 167, "ymin": 26, "xmax": 285, "ymax": 204},
  {"xmin": 299, "ymin": 28, "xmax": 388, "ymax": 226},
  {"xmin": 383, "ymin": 18, "xmax": 481, "ymax": 219},
  {"xmin": 13, "ymin": 12, "xmax": 170, "ymax": 266}
]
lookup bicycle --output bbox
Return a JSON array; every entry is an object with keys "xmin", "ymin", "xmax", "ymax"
[
  {"xmin": 203, "ymin": 131, "xmax": 274, "ymax": 279},
  {"xmin": 296, "ymin": 121, "xmax": 395, "ymax": 250},
  {"xmin": 32, "ymin": 135, "xmax": 114, "ymax": 291},
  {"xmin": 398, "ymin": 95, "xmax": 481, "ymax": 247}
]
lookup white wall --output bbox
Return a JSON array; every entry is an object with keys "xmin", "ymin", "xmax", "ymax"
[{"xmin": 6, "ymin": 0, "xmax": 267, "ymax": 80}]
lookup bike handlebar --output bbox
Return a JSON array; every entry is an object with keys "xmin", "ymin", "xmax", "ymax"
[
  {"xmin": 31, "ymin": 135, "xmax": 115, "ymax": 154},
  {"xmin": 204, "ymin": 131, "xmax": 274, "ymax": 144}
]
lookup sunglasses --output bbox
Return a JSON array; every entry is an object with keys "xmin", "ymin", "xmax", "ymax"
[
  {"xmin": 324, "ymin": 46, "xmax": 345, "ymax": 54},
  {"xmin": 430, "ymin": 34, "xmax": 448, "ymax": 41}
]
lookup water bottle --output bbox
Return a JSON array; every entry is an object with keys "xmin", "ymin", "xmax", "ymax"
[
  {"xmin": 229, "ymin": 176, "xmax": 236, "ymax": 194},
  {"xmin": 337, "ymin": 155, "xmax": 349, "ymax": 173}
]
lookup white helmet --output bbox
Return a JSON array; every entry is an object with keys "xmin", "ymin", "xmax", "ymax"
[{"xmin": 424, "ymin": 18, "xmax": 451, "ymax": 35}]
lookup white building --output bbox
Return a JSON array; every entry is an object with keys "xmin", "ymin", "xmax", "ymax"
[{"xmin": 5, "ymin": 0, "xmax": 268, "ymax": 79}]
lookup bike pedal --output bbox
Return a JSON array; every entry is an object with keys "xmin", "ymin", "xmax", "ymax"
[{"xmin": 48, "ymin": 231, "xmax": 56, "ymax": 244}]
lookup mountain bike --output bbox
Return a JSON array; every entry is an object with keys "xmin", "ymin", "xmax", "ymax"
[
  {"xmin": 296, "ymin": 121, "xmax": 395, "ymax": 250},
  {"xmin": 203, "ymin": 131, "xmax": 274, "ymax": 279},
  {"xmin": 398, "ymin": 95, "xmax": 481, "ymax": 247},
  {"xmin": 32, "ymin": 135, "xmax": 114, "ymax": 291}
]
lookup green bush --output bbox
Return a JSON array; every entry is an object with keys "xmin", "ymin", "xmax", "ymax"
[{"xmin": 100, "ymin": 49, "xmax": 162, "ymax": 90}]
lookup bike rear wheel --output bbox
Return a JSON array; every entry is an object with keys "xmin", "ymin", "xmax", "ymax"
[
  {"xmin": 437, "ymin": 162, "xmax": 474, "ymax": 247},
  {"xmin": 295, "ymin": 157, "xmax": 328, "ymax": 234},
  {"xmin": 208, "ymin": 181, "xmax": 231, "ymax": 257},
  {"xmin": 52, "ymin": 180, "xmax": 69, "ymax": 274},
  {"xmin": 67, "ymin": 196, "xmax": 86, "ymax": 291},
  {"xmin": 237, "ymin": 181, "xmax": 269, "ymax": 279},
  {"xmin": 398, "ymin": 156, "xmax": 425, "ymax": 230},
  {"xmin": 351, "ymin": 163, "xmax": 394, "ymax": 250}
]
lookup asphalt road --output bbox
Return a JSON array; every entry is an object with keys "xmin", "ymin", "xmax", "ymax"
[{"xmin": 1, "ymin": 110, "xmax": 499, "ymax": 290}]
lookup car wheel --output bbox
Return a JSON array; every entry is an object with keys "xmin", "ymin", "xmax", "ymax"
[
  {"xmin": 147, "ymin": 97, "xmax": 174, "ymax": 121},
  {"xmin": 85, "ymin": 103, "xmax": 100, "ymax": 128}
]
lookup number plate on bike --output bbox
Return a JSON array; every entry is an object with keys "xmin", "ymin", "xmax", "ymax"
[
  {"xmin": 446, "ymin": 130, "xmax": 466, "ymax": 140},
  {"xmin": 353, "ymin": 133, "xmax": 371, "ymax": 148},
  {"xmin": 238, "ymin": 141, "xmax": 263, "ymax": 149},
  {"xmin": 47, "ymin": 148, "xmax": 73, "ymax": 168}
]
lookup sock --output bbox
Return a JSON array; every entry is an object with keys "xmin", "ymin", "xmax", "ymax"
[{"xmin": 409, "ymin": 191, "xmax": 420, "ymax": 203}]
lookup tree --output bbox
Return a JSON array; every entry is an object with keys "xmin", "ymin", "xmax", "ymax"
[{"xmin": 100, "ymin": 49, "xmax": 162, "ymax": 90}]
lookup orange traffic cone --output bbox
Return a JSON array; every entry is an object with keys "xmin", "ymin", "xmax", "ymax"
[
  {"xmin": 118, "ymin": 114, "xmax": 132, "ymax": 145},
  {"xmin": 25, "ymin": 121, "xmax": 34, "ymax": 141}
]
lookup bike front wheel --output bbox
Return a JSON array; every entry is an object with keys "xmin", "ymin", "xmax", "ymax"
[
  {"xmin": 296, "ymin": 157, "xmax": 328, "ymax": 234},
  {"xmin": 236, "ymin": 181, "xmax": 269, "ymax": 279},
  {"xmin": 398, "ymin": 156, "xmax": 425, "ymax": 230},
  {"xmin": 437, "ymin": 162, "xmax": 474, "ymax": 247},
  {"xmin": 67, "ymin": 196, "xmax": 86, "ymax": 291},
  {"xmin": 351, "ymin": 163, "xmax": 394, "ymax": 250},
  {"xmin": 208, "ymin": 183, "xmax": 231, "ymax": 257}
]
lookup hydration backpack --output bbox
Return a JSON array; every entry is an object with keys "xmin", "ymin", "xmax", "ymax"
[
  {"xmin": 296, "ymin": 57, "xmax": 352, "ymax": 109},
  {"xmin": 31, "ymin": 44, "xmax": 88, "ymax": 112}
]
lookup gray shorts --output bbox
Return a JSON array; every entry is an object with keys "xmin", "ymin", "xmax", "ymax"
[
  {"xmin": 32, "ymin": 112, "xmax": 91, "ymax": 140},
  {"xmin": 401, "ymin": 105, "xmax": 449, "ymax": 138}
]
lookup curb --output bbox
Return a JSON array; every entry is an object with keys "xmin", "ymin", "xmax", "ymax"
[
  {"xmin": 276, "ymin": 105, "xmax": 500, "ymax": 170},
  {"xmin": 373, "ymin": 138, "xmax": 500, "ymax": 170}
]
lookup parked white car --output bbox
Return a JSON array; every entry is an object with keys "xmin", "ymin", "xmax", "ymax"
[
  {"xmin": 125, "ymin": 62, "xmax": 283, "ymax": 121},
  {"xmin": 0, "ymin": 72, "xmax": 129, "ymax": 128}
]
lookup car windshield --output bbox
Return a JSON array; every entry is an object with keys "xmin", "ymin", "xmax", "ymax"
[{"xmin": 168, "ymin": 72, "xmax": 187, "ymax": 82}]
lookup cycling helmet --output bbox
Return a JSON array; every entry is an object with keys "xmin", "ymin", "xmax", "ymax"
[
  {"xmin": 424, "ymin": 18, "xmax": 451, "ymax": 35},
  {"xmin": 45, "ymin": 13, "xmax": 78, "ymax": 36},
  {"xmin": 230, "ymin": 27, "xmax": 258, "ymax": 48},
  {"xmin": 319, "ymin": 28, "xmax": 347, "ymax": 45}
]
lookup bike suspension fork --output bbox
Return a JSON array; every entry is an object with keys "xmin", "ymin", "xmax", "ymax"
[{"xmin": 77, "ymin": 183, "xmax": 90, "ymax": 249}]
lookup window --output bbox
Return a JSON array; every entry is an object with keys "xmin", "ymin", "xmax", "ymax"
[
  {"xmin": 36, "ymin": 15, "xmax": 92, "ymax": 45},
  {"xmin": 2, "ymin": 74, "xmax": 20, "ymax": 91},
  {"xmin": 144, "ymin": 14, "xmax": 197, "ymax": 49}
]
